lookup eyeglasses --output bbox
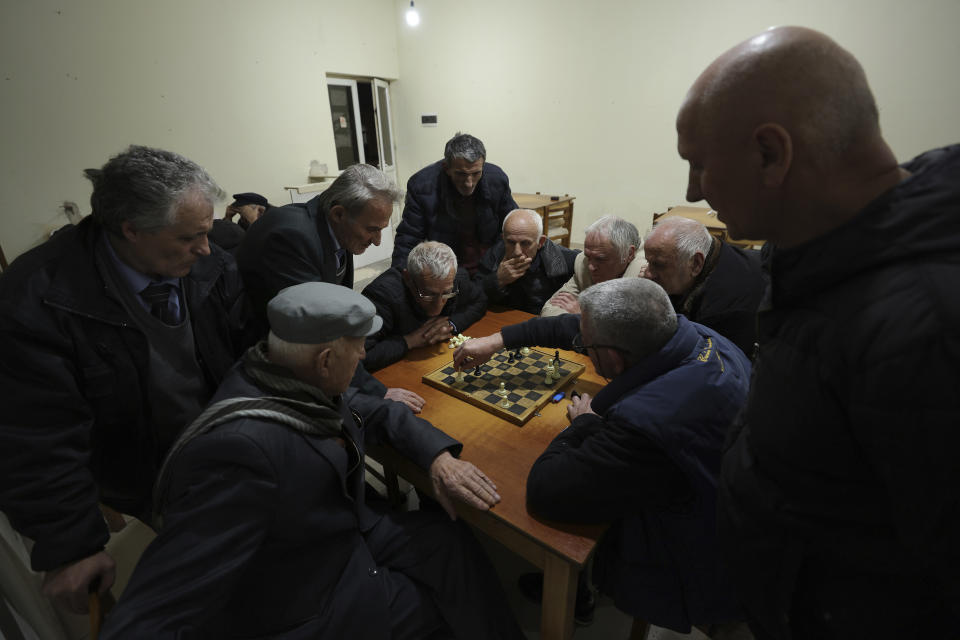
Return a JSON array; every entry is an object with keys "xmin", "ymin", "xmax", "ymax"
[
  {"xmin": 571, "ymin": 332, "xmax": 630, "ymax": 356},
  {"xmin": 414, "ymin": 282, "xmax": 458, "ymax": 303}
]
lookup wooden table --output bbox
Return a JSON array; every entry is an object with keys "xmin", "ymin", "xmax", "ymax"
[
  {"xmin": 513, "ymin": 193, "xmax": 575, "ymax": 248},
  {"xmin": 371, "ymin": 309, "xmax": 606, "ymax": 640}
]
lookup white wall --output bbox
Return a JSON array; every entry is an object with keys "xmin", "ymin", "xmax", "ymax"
[
  {"xmin": 0, "ymin": 0, "xmax": 399, "ymax": 260},
  {"xmin": 3, "ymin": 1, "xmax": 958, "ymax": 261},
  {"xmin": 390, "ymin": 0, "xmax": 960, "ymax": 242}
]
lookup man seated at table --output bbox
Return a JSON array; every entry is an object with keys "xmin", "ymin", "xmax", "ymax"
[
  {"xmin": 642, "ymin": 216, "xmax": 765, "ymax": 356},
  {"xmin": 392, "ymin": 132, "xmax": 518, "ymax": 274},
  {"xmin": 102, "ymin": 282, "xmax": 524, "ymax": 640},
  {"xmin": 236, "ymin": 163, "xmax": 425, "ymax": 411},
  {"xmin": 540, "ymin": 215, "xmax": 644, "ymax": 317},
  {"xmin": 361, "ymin": 241, "xmax": 486, "ymax": 372},
  {"xmin": 454, "ymin": 278, "xmax": 751, "ymax": 634},
  {"xmin": 475, "ymin": 208, "xmax": 579, "ymax": 314}
]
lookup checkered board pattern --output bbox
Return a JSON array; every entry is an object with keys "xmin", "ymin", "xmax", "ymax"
[{"xmin": 422, "ymin": 349, "xmax": 586, "ymax": 426}]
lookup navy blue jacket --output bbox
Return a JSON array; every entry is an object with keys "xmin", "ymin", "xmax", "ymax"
[
  {"xmin": 391, "ymin": 161, "xmax": 517, "ymax": 269},
  {"xmin": 523, "ymin": 316, "xmax": 751, "ymax": 631}
]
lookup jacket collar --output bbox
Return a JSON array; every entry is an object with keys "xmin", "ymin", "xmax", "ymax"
[
  {"xmin": 42, "ymin": 216, "xmax": 226, "ymax": 324},
  {"xmin": 591, "ymin": 315, "xmax": 700, "ymax": 415}
]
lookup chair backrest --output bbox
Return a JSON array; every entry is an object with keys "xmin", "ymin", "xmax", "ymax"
[{"xmin": 0, "ymin": 513, "xmax": 72, "ymax": 640}]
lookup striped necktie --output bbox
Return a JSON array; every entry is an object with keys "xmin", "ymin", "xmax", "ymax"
[{"xmin": 141, "ymin": 282, "xmax": 174, "ymax": 324}]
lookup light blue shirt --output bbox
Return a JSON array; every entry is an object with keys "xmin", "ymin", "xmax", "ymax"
[{"xmin": 101, "ymin": 234, "xmax": 183, "ymax": 323}]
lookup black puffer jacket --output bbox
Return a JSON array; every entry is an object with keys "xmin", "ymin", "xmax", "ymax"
[
  {"xmin": 391, "ymin": 161, "xmax": 517, "ymax": 269},
  {"xmin": 476, "ymin": 238, "xmax": 579, "ymax": 314},
  {"xmin": 719, "ymin": 145, "xmax": 960, "ymax": 638},
  {"xmin": 0, "ymin": 218, "xmax": 253, "ymax": 571}
]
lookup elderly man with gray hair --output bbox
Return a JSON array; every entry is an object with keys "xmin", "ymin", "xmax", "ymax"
[
  {"xmin": 0, "ymin": 145, "xmax": 254, "ymax": 614},
  {"xmin": 476, "ymin": 208, "xmax": 579, "ymax": 314},
  {"xmin": 102, "ymin": 282, "xmax": 523, "ymax": 640},
  {"xmin": 361, "ymin": 240, "xmax": 486, "ymax": 371},
  {"xmin": 541, "ymin": 214, "xmax": 645, "ymax": 317},
  {"xmin": 454, "ymin": 278, "xmax": 751, "ymax": 634},
  {"xmin": 238, "ymin": 163, "xmax": 425, "ymax": 410},
  {"xmin": 642, "ymin": 216, "xmax": 764, "ymax": 356}
]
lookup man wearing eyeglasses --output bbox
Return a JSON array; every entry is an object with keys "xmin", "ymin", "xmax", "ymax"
[
  {"xmin": 453, "ymin": 278, "xmax": 752, "ymax": 634},
  {"xmin": 361, "ymin": 241, "xmax": 486, "ymax": 372}
]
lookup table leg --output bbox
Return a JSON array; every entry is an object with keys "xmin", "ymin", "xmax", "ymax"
[{"xmin": 540, "ymin": 552, "xmax": 577, "ymax": 640}]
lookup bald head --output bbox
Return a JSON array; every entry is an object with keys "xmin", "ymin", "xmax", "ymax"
[
  {"xmin": 677, "ymin": 26, "xmax": 903, "ymax": 247},
  {"xmin": 684, "ymin": 27, "xmax": 878, "ymax": 157},
  {"xmin": 502, "ymin": 208, "xmax": 546, "ymax": 260}
]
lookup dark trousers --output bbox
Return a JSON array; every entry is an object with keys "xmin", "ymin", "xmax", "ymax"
[{"xmin": 365, "ymin": 509, "xmax": 525, "ymax": 640}]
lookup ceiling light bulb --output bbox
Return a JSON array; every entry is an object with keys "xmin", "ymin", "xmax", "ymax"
[{"xmin": 405, "ymin": 1, "xmax": 420, "ymax": 26}]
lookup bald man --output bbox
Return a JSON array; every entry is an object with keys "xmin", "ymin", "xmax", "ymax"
[
  {"xmin": 475, "ymin": 208, "xmax": 578, "ymax": 314},
  {"xmin": 679, "ymin": 26, "xmax": 960, "ymax": 638},
  {"xmin": 642, "ymin": 216, "xmax": 763, "ymax": 356}
]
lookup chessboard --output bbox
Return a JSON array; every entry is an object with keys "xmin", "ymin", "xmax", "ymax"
[{"xmin": 422, "ymin": 348, "xmax": 586, "ymax": 426}]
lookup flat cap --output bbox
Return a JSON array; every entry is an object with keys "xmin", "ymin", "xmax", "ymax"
[
  {"xmin": 267, "ymin": 282, "xmax": 382, "ymax": 344},
  {"xmin": 231, "ymin": 192, "xmax": 269, "ymax": 208}
]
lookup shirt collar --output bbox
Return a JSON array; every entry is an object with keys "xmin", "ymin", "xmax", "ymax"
[{"xmin": 100, "ymin": 233, "xmax": 180, "ymax": 293}]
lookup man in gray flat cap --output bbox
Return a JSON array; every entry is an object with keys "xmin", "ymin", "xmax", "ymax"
[{"xmin": 103, "ymin": 283, "xmax": 524, "ymax": 640}]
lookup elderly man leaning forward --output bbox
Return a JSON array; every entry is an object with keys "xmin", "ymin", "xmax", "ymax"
[
  {"xmin": 680, "ymin": 26, "xmax": 960, "ymax": 638},
  {"xmin": 237, "ymin": 163, "xmax": 425, "ymax": 411},
  {"xmin": 453, "ymin": 279, "xmax": 752, "ymax": 634},
  {"xmin": 102, "ymin": 283, "xmax": 524, "ymax": 640},
  {"xmin": 540, "ymin": 215, "xmax": 644, "ymax": 317},
  {"xmin": 475, "ymin": 208, "xmax": 578, "ymax": 314},
  {"xmin": 361, "ymin": 241, "xmax": 486, "ymax": 372},
  {"xmin": 0, "ymin": 145, "xmax": 254, "ymax": 614},
  {"xmin": 642, "ymin": 216, "xmax": 764, "ymax": 356}
]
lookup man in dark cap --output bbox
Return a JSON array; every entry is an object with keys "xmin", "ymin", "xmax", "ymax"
[
  {"xmin": 207, "ymin": 191, "xmax": 272, "ymax": 253},
  {"xmin": 102, "ymin": 282, "xmax": 524, "ymax": 640}
]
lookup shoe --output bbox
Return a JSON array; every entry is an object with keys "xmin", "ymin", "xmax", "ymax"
[{"xmin": 517, "ymin": 571, "xmax": 596, "ymax": 626}]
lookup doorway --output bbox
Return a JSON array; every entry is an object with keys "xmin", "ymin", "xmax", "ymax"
[{"xmin": 326, "ymin": 75, "xmax": 399, "ymax": 267}]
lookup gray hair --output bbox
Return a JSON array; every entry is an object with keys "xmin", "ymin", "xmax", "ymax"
[
  {"xmin": 443, "ymin": 132, "xmax": 486, "ymax": 164},
  {"xmin": 407, "ymin": 241, "xmax": 457, "ymax": 281},
  {"xmin": 267, "ymin": 331, "xmax": 330, "ymax": 369},
  {"xmin": 580, "ymin": 278, "xmax": 677, "ymax": 368},
  {"xmin": 316, "ymin": 164, "xmax": 402, "ymax": 218},
  {"xmin": 584, "ymin": 215, "xmax": 640, "ymax": 263},
  {"xmin": 502, "ymin": 208, "xmax": 543, "ymax": 236},
  {"xmin": 648, "ymin": 217, "xmax": 713, "ymax": 263},
  {"xmin": 86, "ymin": 145, "xmax": 222, "ymax": 234}
]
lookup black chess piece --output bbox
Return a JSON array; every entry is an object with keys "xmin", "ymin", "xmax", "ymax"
[{"xmin": 508, "ymin": 352, "xmax": 516, "ymax": 363}]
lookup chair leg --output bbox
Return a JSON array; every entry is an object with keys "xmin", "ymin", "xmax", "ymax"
[{"xmin": 629, "ymin": 618, "xmax": 650, "ymax": 640}]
